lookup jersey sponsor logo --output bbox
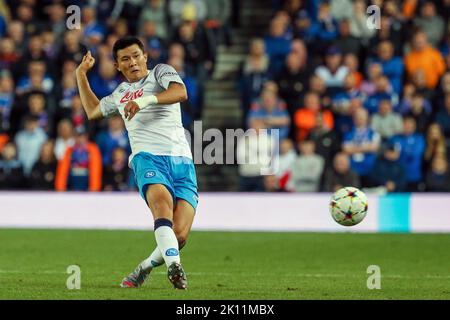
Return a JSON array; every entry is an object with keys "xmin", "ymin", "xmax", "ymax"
[
  {"xmin": 159, "ymin": 72, "xmax": 178, "ymax": 78},
  {"xmin": 165, "ymin": 248, "xmax": 179, "ymax": 256},
  {"xmin": 144, "ymin": 171, "xmax": 156, "ymax": 178},
  {"xmin": 120, "ymin": 88, "xmax": 144, "ymax": 103}
]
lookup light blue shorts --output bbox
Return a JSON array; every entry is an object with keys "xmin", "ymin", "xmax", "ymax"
[{"xmin": 131, "ymin": 152, "xmax": 198, "ymax": 210}]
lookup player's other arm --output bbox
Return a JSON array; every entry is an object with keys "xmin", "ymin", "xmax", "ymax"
[
  {"xmin": 124, "ymin": 64, "xmax": 188, "ymax": 120},
  {"xmin": 75, "ymin": 51, "xmax": 103, "ymax": 120}
]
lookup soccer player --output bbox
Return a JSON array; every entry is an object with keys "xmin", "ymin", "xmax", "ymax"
[{"xmin": 75, "ymin": 36, "xmax": 198, "ymax": 290}]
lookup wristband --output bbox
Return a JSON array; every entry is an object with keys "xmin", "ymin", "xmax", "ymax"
[{"xmin": 134, "ymin": 95, "xmax": 158, "ymax": 109}]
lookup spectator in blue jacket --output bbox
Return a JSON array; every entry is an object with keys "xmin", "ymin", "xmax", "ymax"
[
  {"xmin": 247, "ymin": 87, "xmax": 290, "ymax": 140},
  {"xmin": 371, "ymin": 40, "xmax": 404, "ymax": 95},
  {"xmin": 264, "ymin": 17, "xmax": 292, "ymax": 76},
  {"xmin": 342, "ymin": 108, "xmax": 380, "ymax": 180},
  {"xmin": 389, "ymin": 116, "xmax": 426, "ymax": 191},
  {"xmin": 364, "ymin": 74, "xmax": 398, "ymax": 114},
  {"xmin": 369, "ymin": 143, "xmax": 406, "ymax": 192},
  {"xmin": 88, "ymin": 59, "xmax": 120, "ymax": 99}
]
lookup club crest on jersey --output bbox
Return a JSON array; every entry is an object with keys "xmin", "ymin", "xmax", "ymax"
[
  {"xmin": 144, "ymin": 171, "xmax": 156, "ymax": 178},
  {"xmin": 120, "ymin": 88, "xmax": 144, "ymax": 103}
]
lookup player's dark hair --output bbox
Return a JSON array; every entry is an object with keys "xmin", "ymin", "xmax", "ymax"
[{"xmin": 112, "ymin": 36, "xmax": 145, "ymax": 61}]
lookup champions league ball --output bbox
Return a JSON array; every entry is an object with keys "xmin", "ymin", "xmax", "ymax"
[{"xmin": 329, "ymin": 187, "xmax": 368, "ymax": 227}]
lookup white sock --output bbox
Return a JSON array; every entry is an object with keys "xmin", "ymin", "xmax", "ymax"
[
  {"xmin": 154, "ymin": 225, "xmax": 180, "ymax": 267},
  {"xmin": 141, "ymin": 247, "xmax": 164, "ymax": 270}
]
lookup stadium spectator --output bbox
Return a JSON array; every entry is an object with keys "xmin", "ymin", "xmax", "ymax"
[
  {"xmin": 397, "ymin": 85, "xmax": 432, "ymax": 116},
  {"xmin": 334, "ymin": 19, "xmax": 361, "ymax": 57},
  {"xmin": 138, "ymin": 0, "xmax": 168, "ymax": 40},
  {"xmin": 70, "ymin": 95, "xmax": 89, "ymax": 133},
  {"xmin": 315, "ymin": 1, "xmax": 339, "ymax": 49},
  {"xmin": 141, "ymin": 20, "xmax": 166, "ymax": 62},
  {"xmin": 330, "ymin": 0, "xmax": 353, "ymax": 21},
  {"xmin": 103, "ymin": 147, "xmax": 130, "ymax": 192},
  {"xmin": 315, "ymin": 46, "xmax": 348, "ymax": 95},
  {"xmin": 55, "ymin": 128, "xmax": 102, "ymax": 192},
  {"xmin": 369, "ymin": 143, "xmax": 406, "ymax": 193},
  {"xmin": 0, "ymin": 70, "xmax": 14, "ymax": 132},
  {"xmin": 406, "ymin": 93, "xmax": 432, "ymax": 134},
  {"xmin": 276, "ymin": 52, "xmax": 310, "ymax": 115},
  {"xmin": 0, "ymin": 142, "xmax": 24, "ymax": 189},
  {"xmin": 342, "ymin": 108, "xmax": 380, "ymax": 180},
  {"xmin": 360, "ymin": 63, "xmax": 382, "ymax": 96},
  {"xmin": 348, "ymin": 0, "xmax": 376, "ymax": 43},
  {"xmin": 425, "ymin": 155, "xmax": 450, "ymax": 192},
  {"xmin": 307, "ymin": 112, "xmax": 339, "ymax": 167},
  {"xmin": 288, "ymin": 140, "xmax": 324, "ymax": 192},
  {"xmin": 173, "ymin": 20, "xmax": 213, "ymax": 79},
  {"xmin": 44, "ymin": 2, "xmax": 66, "ymax": 43},
  {"xmin": 364, "ymin": 75, "xmax": 398, "ymax": 115},
  {"xmin": 343, "ymin": 53, "xmax": 363, "ymax": 88},
  {"xmin": 0, "ymin": 37, "xmax": 20, "ymax": 70},
  {"xmin": 389, "ymin": 117, "xmax": 426, "ymax": 191},
  {"xmin": 26, "ymin": 91, "xmax": 50, "ymax": 133},
  {"xmin": 204, "ymin": 0, "xmax": 233, "ymax": 50},
  {"xmin": 404, "ymin": 30, "xmax": 446, "ymax": 90},
  {"xmin": 294, "ymin": 91, "xmax": 333, "ymax": 142},
  {"xmin": 54, "ymin": 119, "xmax": 75, "ymax": 161},
  {"xmin": 239, "ymin": 38, "xmax": 271, "ymax": 119},
  {"xmin": 88, "ymin": 58, "xmax": 120, "ymax": 99},
  {"xmin": 371, "ymin": 40, "xmax": 404, "ymax": 95},
  {"xmin": 370, "ymin": 99, "xmax": 403, "ymax": 140},
  {"xmin": 14, "ymin": 115, "xmax": 47, "ymax": 176},
  {"xmin": 263, "ymin": 174, "xmax": 285, "ymax": 192},
  {"xmin": 424, "ymin": 123, "xmax": 447, "ymax": 171},
  {"xmin": 264, "ymin": 17, "xmax": 292, "ymax": 76},
  {"xmin": 413, "ymin": 1, "xmax": 445, "ymax": 48},
  {"xmin": 236, "ymin": 119, "xmax": 274, "ymax": 192},
  {"xmin": 435, "ymin": 94, "xmax": 450, "ymax": 137},
  {"xmin": 247, "ymin": 88, "xmax": 290, "ymax": 140},
  {"xmin": 322, "ymin": 152, "xmax": 360, "ymax": 192},
  {"xmin": 7, "ymin": 20, "xmax": 26, "ymax": 55},
  {"xmin": 168, "ymin": 0, "xmax": 207, "ymax": 28},
  {"xmin": 275, "ymin": 138, "xmax": 296, "ymax": 191},
  {"xmin": 293, "ymin": 9, "xmax": 318, "ymax": 46},
  {"xmin": 331, "ymin": 73, "xmax": 363, "ymax": 116},
  {"xmin": 81, "ymin": 6, "xmax": 106, "ymax": 50},
  {"xmin": 95, "ymin": 115, "xmax": 130, "ymax": 166},
  {"xmin": 309, "ymin": 74, "xmax": 332, "ymax": 110},
  {"xmin": 29, "ymin": 140, "xmax": 57, "ymax": 190}
]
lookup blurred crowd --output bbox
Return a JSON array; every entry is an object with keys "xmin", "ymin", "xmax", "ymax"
[
  {"xmin": 237, "ymin": 0, "xmax": 450, "ymax": 193},
  {"xmin": 0, "ymin": 0, "xmax": 235, "ymax": 191}
]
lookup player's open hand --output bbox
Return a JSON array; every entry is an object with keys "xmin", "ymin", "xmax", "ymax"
[
  {"xmin": 124, "ymin": 101, "xmax": 140, "ymax": 121},
  {"xmin": 76, "ymin": 51, "xmax": 96, "ymax": 74}
]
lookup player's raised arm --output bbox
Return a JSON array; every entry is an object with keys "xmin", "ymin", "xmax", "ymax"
[{"xmin": 75, "ymin": 51, "xmax": 103, "ymax": 120}]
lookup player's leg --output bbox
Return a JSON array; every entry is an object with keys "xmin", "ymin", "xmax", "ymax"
[
  {"xmin": 140, "ymin": 199, "xmax": 194, "ymax": 270},
  {"xmin": 121, "ymin": 184, "xmax": 177, "ymax": 288}
]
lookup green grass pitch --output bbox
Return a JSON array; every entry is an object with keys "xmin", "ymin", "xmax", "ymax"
[{"xmin": 0, "ymin": 229, "xmax": 449, "ymax": 300}]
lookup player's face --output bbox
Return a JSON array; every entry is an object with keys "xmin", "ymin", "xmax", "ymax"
[{"xmin": 115, "ymin": 44, "xmax": 148, "ymax": 82}]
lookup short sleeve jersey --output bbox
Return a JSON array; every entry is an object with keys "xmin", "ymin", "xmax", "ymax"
[{"xmin": 99, "ymin": 64, "xmax": 192, "ymax": 162}]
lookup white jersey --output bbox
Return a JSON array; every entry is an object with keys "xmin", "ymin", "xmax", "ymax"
[{"xmin": 99, "ymin": 64, "xmax": 192, "ymax": 163}]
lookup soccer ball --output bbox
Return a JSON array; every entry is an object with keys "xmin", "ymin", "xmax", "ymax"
[{"xmin": 329, "ymin": 187, "xmax": 368, "ymax": 227}]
